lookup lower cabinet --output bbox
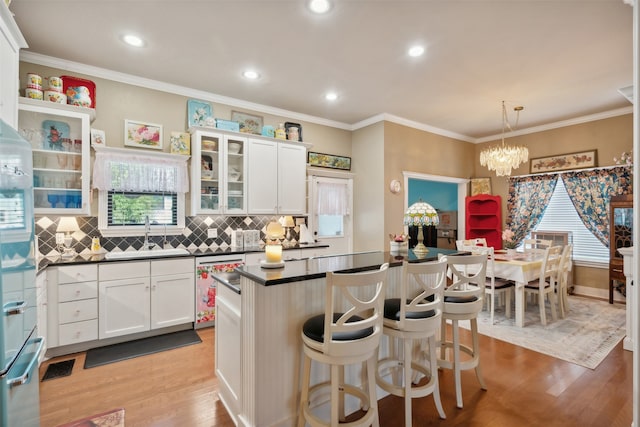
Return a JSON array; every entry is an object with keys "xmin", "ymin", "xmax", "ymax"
[{"xmin": 99, "ymin": 258, "xmax": 194, "ymax": 339}]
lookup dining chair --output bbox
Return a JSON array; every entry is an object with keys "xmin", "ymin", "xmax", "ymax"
[
  {"xmin": 439, "ymin": 253, "xmax": 487, "ymax": 409},
  {"xmin": 462, "ymin": 245, "xmax": 514, "ymax": 324},
  {"xmin": 556, "ymin": 244, "xmax": 573, "ymax": 318},
  {"xmin": 524, "ymin": 245, "xmax": 562, "ymax": 325},
  {"xmin": 376, "ymin": 259, "xmax": 447, "ymax": 425},
  {"xmin": 298, "ymin": 264, "xmax": 389, "ymax": 427},
  {"xmin": 455, "ymin": 238, "xmax": 488, "ymax": 250},
  {"xmin": 523, "ymin": 238, "xmax": 552, "ymax": 252}
]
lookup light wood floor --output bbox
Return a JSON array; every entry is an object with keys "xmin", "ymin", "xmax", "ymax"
[{"xmin": 39, "ymin": 322, "xmax": 632, "ymax": 427}]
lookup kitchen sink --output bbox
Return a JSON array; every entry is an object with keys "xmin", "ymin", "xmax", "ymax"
[{"xmin": 104, "ymin": 248, "xmax": 190, "ymax": 260}]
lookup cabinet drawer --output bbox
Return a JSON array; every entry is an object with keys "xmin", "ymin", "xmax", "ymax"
[
  {"xmin": 58, "ymin": 299, "xmax": 98, "ymax": 324},
  {"xmin": 58, "ymin": 281, "xmax": 97, "ymax": 302},
  {"xmin": 99, "ymin": 261, "xmax": 149, "ymax": 280},
  {"xmin": 57, "ymin": 264, "xmax": 98, "ymax": 284},
  {"xmin": 151, "ymin": 257, "xmax": 194, "ymax": 276},
  {"xmin": 59, "ymin": 319, "xmax": 98, "ymax": 346}
]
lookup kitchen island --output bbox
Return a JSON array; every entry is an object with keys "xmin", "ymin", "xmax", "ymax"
[{"xmin": 215, "ymin": 249, "xmax": 458, "ymax": 427}]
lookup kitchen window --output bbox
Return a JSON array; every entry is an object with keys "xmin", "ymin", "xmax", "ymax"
[{"xmin": 93, "ymin": 146, "xmax": 189, "ymax": 237}]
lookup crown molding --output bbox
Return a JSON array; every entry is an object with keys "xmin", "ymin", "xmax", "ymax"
[{"xmin": 20, "ymin": 51, "xmax": 634, "ymax": 145}]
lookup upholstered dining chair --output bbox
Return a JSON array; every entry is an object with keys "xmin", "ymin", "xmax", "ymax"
[
  {"xmin": 455, "ymin": 238, "xmax": 488, "ymax": 250},
  {"xmin": 298, "ymin": 264, "xmax": 389, "ymax": 427},
  {"xmin": 524, "ymin": 245, "xmax": 562, "ymax": 325},
  {"xmin": 376, "ymin": 259, "xmax": 447, "ymax": 426},
  {"xmin": 439, "ymin": 253, "xmax": 487, "ymax": 409},
  {"xmin": 556, "ymin": 244, "xmax": 573, "ymax": 318},
  {"xmin": 523, "ymin": 238, "xmax": 553, "ymax": 252}
]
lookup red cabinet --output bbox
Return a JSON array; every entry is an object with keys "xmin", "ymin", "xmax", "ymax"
[{"xmin": 465, "ymin": 195, "xmax": 502, "ymax": 250}]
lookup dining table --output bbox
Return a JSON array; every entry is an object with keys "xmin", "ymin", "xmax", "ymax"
[{"xmin": 491, "ymin": 250, "xmax": 547, "ymax": 327}]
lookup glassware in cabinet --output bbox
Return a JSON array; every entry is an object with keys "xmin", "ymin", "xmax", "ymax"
[{"xmin": 18, "ymin": 98, "xmax": 93, "ymax": 215}]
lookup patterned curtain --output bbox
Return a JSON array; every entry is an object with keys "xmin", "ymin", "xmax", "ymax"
[
  {"xmin": 561, "ymin": 166, "xmax": 633, "ymax": 246},
  {"xmin": 506, "ymin": 175, "xmax": 558, "ymax": 245}
]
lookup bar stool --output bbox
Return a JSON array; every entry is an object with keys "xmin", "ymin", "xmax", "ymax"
[
  {"xmin": 298, "ymin": 264, "xmax": 389, "ymax": 427},
  {"xmin": 376, "ymin": 259, "xmax": 447, "ymax": 426},
  {"xmin": 439, "ymin": 254, "xmax": 487, "ymax": 409}
]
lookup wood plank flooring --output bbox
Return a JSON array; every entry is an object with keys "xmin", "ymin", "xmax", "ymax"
[{"xmin": 39, "ymin": 324, "xmax": 632, "ymax": 427}]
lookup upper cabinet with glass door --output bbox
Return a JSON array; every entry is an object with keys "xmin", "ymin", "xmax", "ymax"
[
  {"xmin": 18, "ymin": 98, "xmax": 94, "ymax": 215},
  {"xmin": 190, "ymin": 128, "xmax": 247, "ymax": 215}
]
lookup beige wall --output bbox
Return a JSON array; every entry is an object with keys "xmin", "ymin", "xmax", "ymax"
[
  {"xmin": 473, "ymin": 114, "xmax": 633, "ymax": 292},
  {"xmin": 383, "ymin": 121, "xmax": 476, "ymax": 251}
]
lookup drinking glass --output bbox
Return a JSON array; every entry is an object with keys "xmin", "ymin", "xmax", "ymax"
[{"xmin": 47, "ymin": 194, "xmax": 59, "ymax": 208}]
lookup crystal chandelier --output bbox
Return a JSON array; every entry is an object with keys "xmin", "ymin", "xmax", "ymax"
[{"xmin": 480, "ymin": 101, "xmax": 529, "ymax": 176}]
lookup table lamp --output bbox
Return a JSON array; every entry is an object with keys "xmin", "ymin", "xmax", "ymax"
[
  {"xmin": 282, "ymin": 216, "xmax": 295, "ymax": 246},
  {"xmin": 263, "ymin": 221, "xmax": 285, "ymax": 267},
  {"xmin": 56, "ymin": 216, "xmax": 80, "ymax": 258},
  {"xmin": 403, "ymin": 200, "xmax": 439, "ymax": 255}
]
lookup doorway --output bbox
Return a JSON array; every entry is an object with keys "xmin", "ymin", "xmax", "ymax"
[{"xmin": 308, "ymin": 175, "xmax": 353, "ymax": 255}]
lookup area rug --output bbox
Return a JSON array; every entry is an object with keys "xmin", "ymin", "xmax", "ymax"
[
  {"xmin": 460, "ymin": 296, "xmax": 626, "ymax": 369},
  {"xmin": 56, "ymin": 408, "xmax": 124, "ymax": 427},
  {"xmin": 84, "ymin": 329, "xmax": 201, "ymax": 369}
]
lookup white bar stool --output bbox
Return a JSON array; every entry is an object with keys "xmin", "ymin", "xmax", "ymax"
[
  {"xmin": 297, "ymin": 264, "xmax": 389, "ymax": 427},
  {"xmin": 376, "ymin": 259, "xmax": 447, "ymax": 426}
]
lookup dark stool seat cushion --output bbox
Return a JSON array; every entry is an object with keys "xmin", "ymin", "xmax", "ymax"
[
  {"xmin": 303, "ymin": 313, "xmax": 373, "ymax": 343},
  {"xmin": 493, "ymin": 280, "xmax": 515, "ymax": 289},
  {"xmin": 383, "ymin": 298, "xmax": 436, "ymax": 321},
  {"xmin": 444, "ymin": 295, "xmax": 479, "ymax": 304},
  {"xmin": 524, "ymin": 283, "xmax": 551, "ymax": 290}
]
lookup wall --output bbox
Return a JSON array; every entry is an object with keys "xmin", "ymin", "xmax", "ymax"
[
  {"xmin": 408, "ymin": 179, "xmax": 458, "ymax": 211},
  {"xmin": 383, "ymin": 121, "xmax": 476, "ymax": 251},
  {"xmin": 474, "ymin": 113, "xmax": 633, "ymax": 294}
]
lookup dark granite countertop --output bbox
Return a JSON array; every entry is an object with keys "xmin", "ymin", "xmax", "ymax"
[
  {"xmin": 235, "ymin": 247, "xmax": 462, "ymax": 286},
  {"xmin": 37, "ymin": 243, "xmax": 329, "ymax": 271}
]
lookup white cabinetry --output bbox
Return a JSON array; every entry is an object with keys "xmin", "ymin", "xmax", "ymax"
[
  {"xmin": 215, "ymin": 282, "xmax": 241, "ymax": 422},
  {"xmin": 46, "ymin": 264, "xmax": 98, "ymax": 348},
  {"xmin": 0, "ymin": 3, "xmax": 27, "ymax": 128},
  {"xmin": 35, "ymin": 269, "xmax": 47, "ymax": 362},
  {"xmin": 18, "ymin": 98, "xmax": 94, "ymax": 215},
  {"xmin": 247, "ymin": 139, "xmax": 307, "ymax": 215},
  {"xmin": 99, "ymin": 258, "xmax": 194, "ymax": 339},
  {"xmin": 190, "ymin": 128, "xmax": 247, "ymax": 215}
]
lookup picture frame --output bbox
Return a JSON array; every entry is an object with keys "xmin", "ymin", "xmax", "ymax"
[
  {"xmin": 187, "ymin": 99, "xmax": 213, "ymax": 128},
  {"xmin": 284, "ymin": 121, "xmax": 303, "ymax": 142},
  {"xmin": 170, "ymin": 131, "xmax": 191, "ymax": 155},
  {"xmin": 231, "ymin": 110, "xmax": 263, "ymax": 135},
  {"xmin": 90, "ymin": 128, "xmax": 105, "ymax": 147},
  {"xmin": 530, "ymin": 149, "xmax": 597, "ymax": 173},
  {"xmin": 124, "ymin": 119, "xmax": 163, "ymax": 150},
  {"xmin": 308, "ymin": 151, "xmax": 352, "ymax": 171},
  {"xmin": 470, "ymin": 178, "xmax": 492, "ymax": 196}
]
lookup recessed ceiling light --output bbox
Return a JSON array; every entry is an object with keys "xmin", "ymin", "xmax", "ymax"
[
  {"xmin": 309, "ymin": 0, "xmax": 331, "ymax": 14},
  {"xmin": 408, "ymin": 45, "xmax": 424, "ymax": 57},
  {"xmin": 242, "ymin": 70, "xmax": 260, "ymax": 80},
  {"xmin": 325, "ymin": 92, "xmax": 338, "ymax": 101},
  {"xmin": 122, "ymin": 34, "xmax": 145, "ymax": 48}
]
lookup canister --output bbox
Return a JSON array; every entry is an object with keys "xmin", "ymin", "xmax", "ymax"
[
  {"xmin": 275, "ymin": 123, "xmax": 286, "ymax": 140},
  {"xmin": 25, "ymin": 87, "xmax": 43, "ymax": 100},
  {"xmin": 287, "ymin": 126, "xmax": 299, "ymax": 141},
  {"xmin": 47, "ymin": 76, "xmax": 63, "ymax": 92},
  {"xmin": 26, "ymin": 73, "xmax": 42, "ymax": 87}
]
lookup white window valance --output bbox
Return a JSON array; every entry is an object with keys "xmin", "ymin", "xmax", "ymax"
[
  {"xmin": 317, "ymin": 181, "xmax": 348, "ymax": 215},
  {"xmin": 92, "ymin": 147, "xmax": 189, "ymax": 194}
]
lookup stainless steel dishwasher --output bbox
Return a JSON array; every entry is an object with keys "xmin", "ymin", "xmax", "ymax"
[{"xmin": 195, "ymin": 254, "xmax": 244, "ymax": 329}]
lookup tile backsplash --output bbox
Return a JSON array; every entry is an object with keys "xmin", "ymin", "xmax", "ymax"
[{"xmin": 36, "ymin": 215, "xmax": 302, "ymax": 257}]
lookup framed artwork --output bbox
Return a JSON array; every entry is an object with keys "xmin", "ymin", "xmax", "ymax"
[
  {"xmin": 530, "ymin": 149, "xmax": 597, "ymax": 173},
  {"xmin": 170, "ymin": 131, "xmax": 191, "ymax": 155},
  {"xmin": 187, "ymin": 99, "xmax": 213, "ymax": 128},
  {"xmin": 284, "ymin": 121, "xmax": 303, "ymax": 142},
  {"xmin": 231, "ymin": 110, "xmax": 263, "ymax": 135},
  {"xmin": 470, "ymin": 178, "xmax": 491, "ymax": 196},
  {"xmin": 124, "ymin": 120, "xmax": 163, "ymax": 150},
  {"xmin": 90, "ymin": 128, "xmax": 105, "ymax": 147},
  {"xmin": 308, "ymin": 151, "xmax": 352, "ymax": 171}
]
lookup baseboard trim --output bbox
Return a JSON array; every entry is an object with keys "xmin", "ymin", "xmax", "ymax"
[{"xmin": 572, "ymin": 285, "xmax": 626, "ymax": 303}]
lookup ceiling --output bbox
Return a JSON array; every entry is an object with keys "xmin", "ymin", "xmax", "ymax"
[{"xmin": 9, "ymin": 0, "xmax": 634, "ymax": 141}]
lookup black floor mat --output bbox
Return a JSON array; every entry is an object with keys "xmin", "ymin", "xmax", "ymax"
[
  {"xmin": 84, "ymin": 329, "xmax": 202, "ymax": 369},
  {"xmin": 42, "ymin": 359, "xmax": 75, "ymax": 381}
]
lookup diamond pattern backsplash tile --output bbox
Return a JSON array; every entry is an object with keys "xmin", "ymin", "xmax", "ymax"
[{"xmin": 36, "ymin": 215, "xmax": 303, "ymax": 257}]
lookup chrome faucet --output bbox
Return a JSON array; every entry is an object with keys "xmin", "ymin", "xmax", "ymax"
[{"xmin": 143, "ymin": 215, "xmax": 154, "ymax": 249}]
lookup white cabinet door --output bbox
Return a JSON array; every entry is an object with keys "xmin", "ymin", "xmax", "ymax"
[
  {"xmin": 277, "ymin": 143, "xmax": 307, "ymax": 214},
  {"xmin": 247, "ymin": 139, "xmax": 278, "ymax": 214},
  {"xmin": 0, "ymin": 5, "xmax": 26, "ymax": 128},
  {"xmin": 99, "ymin": 277, "xmax": 150, "ymax": 339},
  {"xmin": 150, "ymin": 272, "xmax": 195, "ymax": 330},
  {"xmin": 215, "ymin": 284, "xmax": 242, "ymax": 420}
]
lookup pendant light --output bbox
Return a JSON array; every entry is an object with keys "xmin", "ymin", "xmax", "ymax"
[{"xmin": 480, "ymin": 101, "xmax": 529, "ymax": 176}]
